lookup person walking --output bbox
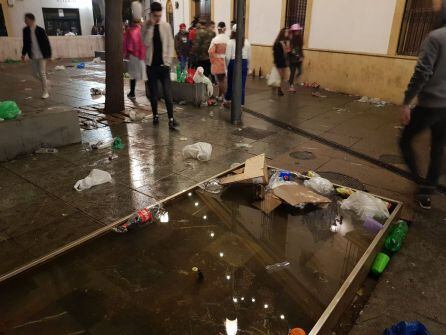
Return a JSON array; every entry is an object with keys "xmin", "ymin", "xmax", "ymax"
[
  {"xmin": 209, "ymin": 22, "xmax": 229, "ymax": 102},
  {"xmin": 175, "ymin": 23, "xmax": 190, "ymax": 72},
  {"xmin": 192, "ymin": 20, "xmax": 214, "ymax": 78},
  {"xmin": 21, "ymin": 13, "xmax": 52, "ymax": 99},
  {"xmin": 142, "ymin": 1, "xmax": 178, "ymax": 130},
  {"xmin": 273, "ymin": 28, "xmax": 290, "ymax": 96},
  {"xmin": 224, "ymin": 24, "xmax": 251, "ymax": 107},
  {"xmin": 124, "ymin": 1, "xmax": 146, "ymax": 99},
  {"xmin": 288, "ymin": 23, "xmax": 304, "ymax": 93},
  {"xmin": 400, "ymin": 9, "xmax": 446, "ymax": 209}
]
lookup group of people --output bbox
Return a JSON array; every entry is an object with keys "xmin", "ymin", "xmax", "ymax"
[
  {"xmin": 272, "ymin": 24, "xmax": 304, "ymax": 96},
  {"xmin": 174, "ymin": 18, "xmax": 252, "ymax": 106}
]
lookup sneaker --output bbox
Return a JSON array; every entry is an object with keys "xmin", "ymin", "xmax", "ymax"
[
  {"xmin": 289, "ymin": 85, "xmax": 296, "ymax": 93},
  {"xmin": 169, "ymin": 119, "xmax": 179, "ymax": 130},
  {"xmin": 153, "ymin": 115, "xmax": 159, "ymax": 126},
  {"xmin": 127, "ymin": 92, "xmax": 136, "ymax": 99},
  {"xmin": 415, "ymin": 194, "xmax": 432, "ymax": 210},
  {"xmin": 41, "ymin": 92, "xmax": 49, "ymax": 99}
]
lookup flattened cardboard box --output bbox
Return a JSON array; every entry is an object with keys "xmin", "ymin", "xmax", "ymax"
[
  {"xmin": 220, "ymin": 154, "xmax": 268, "ymax": 185},
  {"xmin": 273, "ymin": 184, "xmax": 331, "ymax": 206}
]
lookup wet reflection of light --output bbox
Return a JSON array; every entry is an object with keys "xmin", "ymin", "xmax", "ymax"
[
  {"xmin": 188, "ymin": 192, "xmax": 192, "ymax": 197},
  {"xmin": 240, "ymin": 297, "xmax": 245, "ymax": 301},
  {"xmin": 264, "ymin": 304, "xmax": 269, "ymax": 309},
  {"xmin": 159, "ymin": 212, "xmax": 169, "ymax": 223},
  {"xmin": 330, "ymin": 224, "xmax": 339, "ymax": 233},
  {"xmin": 203, "ymin": 215, "xmax": 207, "ymax": 220},
  {"xmin": 280, "ymin": 314, "xmax": 285, "ymax": 320},
  {"xmin": 226, "ymin": 275, "xmax": 231, "ymax": 280},
  {"xmin": 210, "ymin": 232, "xmax": 215, "ymax": 238},
  {"xmin": 225, "ymin": 318, "xmax": 238, "ymax": 335},
  {"xmin": 194, "ymin": 202, "xmax": 199, "ymax": 207},
  {"xmin": 219, "ymin": 252, "xmax": 224, "ymax": 257},
  {"xmin": 251, "ymin": 297, "xmax": 256, "ymax": 303},
  {"xmin": 232, "ymin": 297, "xmax": 238, "ymax": 303}
]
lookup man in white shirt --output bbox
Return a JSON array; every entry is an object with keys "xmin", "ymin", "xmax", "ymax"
[{"xmin": 21, "ymin": 13, "xmax": 52, "ymax": 99}]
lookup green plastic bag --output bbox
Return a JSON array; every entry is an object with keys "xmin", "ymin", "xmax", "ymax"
[{"xmin": 0, "ymin": 101, "xmax": 21, "ymax": 120}]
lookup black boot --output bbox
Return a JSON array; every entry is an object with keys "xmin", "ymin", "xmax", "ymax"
[
  {"xmin": 169, "ymin": 118, "xmax": 179, "ymax": 130},
  {"xmin": 153, "ymin": 115, "xmax": 159, "ymax": 126}
]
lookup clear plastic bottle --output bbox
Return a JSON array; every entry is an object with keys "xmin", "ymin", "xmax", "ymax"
[{"xmin": 265, "ymin": 261, "xmax": 290, "ymax": 272}]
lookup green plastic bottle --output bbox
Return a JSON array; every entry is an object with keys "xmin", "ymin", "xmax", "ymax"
[
  {"xmin": 384, "ymin": 220, "xmax": 408, "ymax": 255},
  {"xmin": 176, "ymin": 64, "xmax": 182, "ymax": 82},
  {"xmin": 371, "ymin": 252, "xmax": 390, "ymax": 276}
]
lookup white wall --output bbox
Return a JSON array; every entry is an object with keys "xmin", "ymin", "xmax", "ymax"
[
  {"xmin": 213, "ymin": 0, "xmax": 231, "ymax": 31},
  {"xmin": 7, "ymin": 0, "xmax": 94, "ymax": 37},
  {"xmin": 248, "ymin": 0, "xmax": 282, "ymax": 45},
  {"xmin": 308, "ymin": 0, "xmax": 397, "ymax": 54}
]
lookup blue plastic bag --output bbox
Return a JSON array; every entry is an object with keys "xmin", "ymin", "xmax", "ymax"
[
  {"xmin": 76, "ymin": 62, "xmax": 85, "ymax": 69},
  {"xmin": 384, "ymin": 321, "xmax": 431, "ymax": 335}
]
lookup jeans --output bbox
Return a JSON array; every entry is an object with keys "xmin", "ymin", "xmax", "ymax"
[
  {"xmin": 399, "ymin": 106, "xmax": 446, "ymax": 193},
  {"xmin": 178, "ymin": 55, "xmax": 188, "ymax": 72},
  {"xmin": 146, "ymin": 65, "xmax": 174, "ymax": 119},
  {"xmin": 225, "ymin": 59, "xmax": 248, "ymax": 105},
  {"xmin": 289, "ymin": 62, "xmax": 302, "ymax": 86},
  {"xmin": 31, "ymin": 59, "xmax": 48, "ymax": 94}
]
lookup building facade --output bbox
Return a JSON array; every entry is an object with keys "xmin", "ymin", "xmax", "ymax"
[{"xmin": 0, "ymin": 0, "xmax": 95, "ymax": 37}]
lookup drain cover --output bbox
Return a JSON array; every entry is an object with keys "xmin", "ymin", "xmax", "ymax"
[
  {"xmin": 233, "ymin": 127, "xmax": 276, "ymax": 140},
  {"xmin": 289, "ymin": 151, "xmax": 316, "ymax": 160},
  {"xmin": 317, "ymin": 172, "xmax": 365, "ymax": 191},
  {"xmin": 379, "ymin": 154, "xmax": 404, "ymax": 165}
]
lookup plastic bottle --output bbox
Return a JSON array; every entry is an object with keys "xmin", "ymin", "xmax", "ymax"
[
  {"xmin": 113, "ymin": 208, "xmax": 153, "ymax": 233},
  {"xmin": 371, "ymin": 252, "xmax": 390, "ymax": 276},
  {"xmin": 384, "ymin": 220, "xmax": 409, "ymax": 255},
  {"xmin": 383, "ymin": 321, "xmax": 431, "ymax": 335},
  {"xmin": 265, "ymin": 261, "xmax": 290, "ymax": 272},
  {"xmin": 176, "ymin": 64, "xmax": 182, "ymax": 82}
]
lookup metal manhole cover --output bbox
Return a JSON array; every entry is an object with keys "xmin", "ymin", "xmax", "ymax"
[
  {"xmin": 232, "ymin": 127, "xmax": 276, "ymax": 140},
  {"xmin": 317, "ymin": 171, "xmax": 365, "ymax": 191},
  {"xmin": 379, "ymin": 154, "xmax": 404, "ymax": 165},
  {"xmin": 289, "ymin": 151, "xmax": 316, "ymax": 160}
]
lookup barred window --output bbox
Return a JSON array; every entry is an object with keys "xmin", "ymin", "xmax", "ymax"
[
  {"xmin": 397, "ymin": 0, "xmax": 437, "ymax": 56},
  {"xmin": 286, "ymin": 0, "xmax": 308, "ymax": 30}
]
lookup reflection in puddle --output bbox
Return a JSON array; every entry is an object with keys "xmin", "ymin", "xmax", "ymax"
[{"xmin": 0, "ymin": 178, "xmax": 392, "ymax": 334}]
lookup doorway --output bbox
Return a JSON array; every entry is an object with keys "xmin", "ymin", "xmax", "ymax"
[
  {"xmin": 0, "ymin": 4, "xmax": 7, "ymax": 36},
  {"xmin": 42, "ymin": 8, "xmax": 82, "ymax": 36},
  {"xmin": 194, "ymin": 0, "xmax": 211, "ymax": 22}
]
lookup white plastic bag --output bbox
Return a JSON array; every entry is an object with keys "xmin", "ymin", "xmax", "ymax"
[
  {"xmin": 182, "ymin": 142, "xmax": 212, "ymax": 161},
  {"xmin": 304, "ymin": 176, "xmax": 334, "ymax": 195},
  {"xmin": 341, "ymin": 191, "xmax": 390, "ymax": 220},
  {"xmin": 267, "ymin": 171, "xmax": 297, "ymax": 190},
  {"xmin": 74, "ymin": 169, "xmax": 112, "ymax": 192},
  {"xmin": 193, "ymin": 67, "xmax": 214, "ymax": 97},
  {"xmin": 267, "ymin": 66, "xmax": 281, "ymax": 87}
]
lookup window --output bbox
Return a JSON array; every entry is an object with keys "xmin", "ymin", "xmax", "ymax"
[
  {"xmin": 397, "ymin": 0, "xmax": 437, "ymax": 56},
  {"xmin": 285, "ymin": 0, "xmax": 308, "ymax": 29},
  {"xmin": 42, "ymin": 8, "xmax": 82, "ymax": 36},
  {"xmin": 0, "ymin": 4, "xmax": 7, "ymax": 36}
]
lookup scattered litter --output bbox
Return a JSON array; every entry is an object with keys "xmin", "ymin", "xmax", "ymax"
[
  {"xmin": 113, "ymin": 205, "xmax": 168, "ymax": 233},
  {"xmin": 124, "ymin": 72, "xmax": 130, "ymax": 79},
  {"xmin": 0, "ymin": 101, "xmax": 21, "ymax": 120},
  {"xmin": 357, "ymin": 96, "xmax": 388, "ymax": 107},
  {"xmin": 112, "ymin": 137, "xmax": 125, "ymax": 151},
  {"xmin": 76, "ymin": 62, "xmax": 86, "ymax": 69},
  {"xmin": 209, "ymin": 111, "xmax": 214, "ymax": 117},
  {"xmin": 383, "ymin": 321, "xmax": 431, "ymax": 335},
  {"xmin": 302, "ymin": 82, "xmax": 320, "ymax": 88},
  {"xmin": 312, "ymin": 91, "xmax": 327, "ymax": 98},
  {"xmin": 182, "ymin": 142, "xmax": 212, "ymax": 161},
  {"xmin": 178, "ymin": 100, "xmax": 187, "ymax": 105},
  {"xmin": 289, "ymin": 328, "xmax": 307, "ymax": 335},
  {"xmin": 24, "ymin": 88, "xmax": 32, "ymax": 91},
  {"xmin": 86, "ymin": 138, "xmax": 113, "ymax": 150},
  {"xmin": 358, "ymin": 96, "xmax": 369, "ymax": 103},
  {"xmin": 304, "ymin": 176, "xmax": 334, "ymax": 195},
  {"xmin": 336, "ymin": 187, "xmax": 354, "ymax": 198},
  {"xmin": 129, "ymin": 110, "xmax": 146, "ymax": 121},
  {"xmin": 394, "ymin": 125, "xmax": 404, "ymax": 129},
  {"xmin": 230, "ymin": 163, "xmax": 241, "ymax": 169},
  {"xmin": 334, "ymin": 107, "xmax": 347, "ymax": 112},
  {"xmin": 0, "ymin": 118, "xmax": 4, "ymax": 122},
  {"xmin": 81, "ymin": 120, "xmax": 98, "ymax": 129},
  {"xmin": 198, "ymin": 178, "xmax": 223, "ymax": 194},
  {"xmin": 237, "ymin": 128, "xmax": 243, "ymax": 131},
  {"xmin": 235, "ymin": 143, "xmax": 252, "ymax": 148},
  {"xmin": 35, "ymin": 147, "xmax": 58, "ymax": 154},
  {"xmin": 267, "ymin": 170, "xmax": 297, "ymax": 190},
  {"xmin": 92, "ymin": 57, "xmax": 102, "ymax": 64},
  {"xmin": 54, "ymin": 65, "xmax": 66, "ymax": 70},
  {"xmin": 25, "ymin": 97, "xmax": 32, "ymax": 100},
  {"xmin": 363, "ymin": 216, "xmax": 383, "ymax": 234},
  {"xmin": 265, "ymin": 261, "xmax": 290, "ymax": 272},
  {"xmin": 179, "ymin": 137, "xmax": 188, "ymax": 141},
  {"xmin": 201, "ymin": 118, "xmax": 206, "ymax": 122},
  {"xmin": 341, "ymin": 191, "xmax": 390, "ymax": 220},
  {"xmin": 74, "ymin": 169, "xmax": 112, "ymax": 192},
  {"xmin": 90, "ymin": 87, "xmax": 105, "ymax": 95},
  {"xmin": 175, "ymin": 106, "xmax": 184, "ymax": 111},
  {"xmin": 20, "ymin": 79, "xmax": 26, "ymax": 82}
]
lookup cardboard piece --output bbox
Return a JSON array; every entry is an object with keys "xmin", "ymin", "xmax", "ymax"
[
  {"xmin": 253, "ymin": 192, "xmax": 283, "ymax": 214},
  {"xmin": 220, "ymin": 154, "xmax": 268, "ymax": 185},
  {"xmin": 273, "ymin": 184, "xmax": 331, "ymax": 206}
]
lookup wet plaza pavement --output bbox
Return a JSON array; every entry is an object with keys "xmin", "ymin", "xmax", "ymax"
[{"xmin": 0, "ymin": 60, "xmax": 446, "ymax": 333}]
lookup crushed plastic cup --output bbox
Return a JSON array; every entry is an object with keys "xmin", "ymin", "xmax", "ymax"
[
  {"xmin": 363, "ymin": 216, "xmax": 383, "ymax": 234},
  {"xmin": 198, "ymin": 178, "xmax": 223, "ymax": 194}
]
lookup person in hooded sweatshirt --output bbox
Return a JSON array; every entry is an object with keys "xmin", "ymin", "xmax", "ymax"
[{"xmin": 400, "ymin": 1, "xmax": 446, "ymax": 209}]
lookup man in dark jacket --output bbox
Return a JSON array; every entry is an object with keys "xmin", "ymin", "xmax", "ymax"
[
  {"xmin": 191, "ymin": 20, "xmax": 214, "ymax": 78},
  {"xmin": 174, "ymin": 23, "xmax": 190, "ymax": 72},
  {"xmin": 400, "ymin": 4, "xmax": 446, "ymax": 209},
  {"xmin": 21, "ymin": 13, "xmax": 52, "ymax": 99}
]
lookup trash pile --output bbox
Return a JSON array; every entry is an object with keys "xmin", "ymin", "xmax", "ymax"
[
  {"xmin": 357, "ymin": 96, "xmax": 388, "ymax": 107},
  {"xmin": 0, "ymin": 101, "xmax": 21, "ymax": 121}
]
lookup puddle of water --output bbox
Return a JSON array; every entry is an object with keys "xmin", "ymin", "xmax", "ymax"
[{"xmin": 0, "ymin": 177, "xmax": 390, "ymax": 333}]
